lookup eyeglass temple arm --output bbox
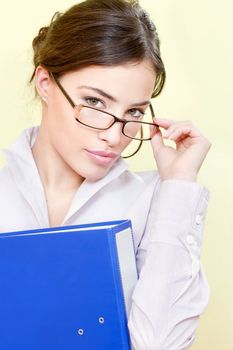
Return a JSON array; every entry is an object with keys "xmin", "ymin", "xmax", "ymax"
[
  {"xmin": 50, "ymin": 73, "xmax": 76, "ymax": 108},
  {"xmin": 149, "ymin": 103, "xmax": 155, "ymax": 119}
]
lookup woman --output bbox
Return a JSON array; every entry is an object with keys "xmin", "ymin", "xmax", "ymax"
[{"xmin": 0, "ymin": 0, "xmax": 211, "ymax": 348}]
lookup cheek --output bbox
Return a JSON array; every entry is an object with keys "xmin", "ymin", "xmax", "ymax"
[
  {"xmin": 53, "ymin": 123, "xmax": 88, "ymax": 155},
  {"xmin": 46, "ymin": 105, "xmax": 83, "ymax": 156},
  {"xmin": 123, "ymin": 137, "xmax": 133, "ymax": 149},
  {"xmin": 121, "ymin": 137, "xmax": 142, "ymax": 157},
  {"xmin": 48, "ymin": 97, "xmax": 83, "ymax": 139}
]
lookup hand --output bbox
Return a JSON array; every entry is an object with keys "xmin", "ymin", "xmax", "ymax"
[{"xmin": 150, "ymin": 118, "xmax": 211, "ymax": 182}]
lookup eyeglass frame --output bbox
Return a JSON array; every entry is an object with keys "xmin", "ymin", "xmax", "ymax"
[{"xmin": 50, "ymin": 72, "xmax": 158, "ymax": 157}]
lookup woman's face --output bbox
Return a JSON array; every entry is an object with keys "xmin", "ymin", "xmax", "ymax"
[{"xmin": 37, "ymin": 59, "xmax": 156, "ymax": 182}]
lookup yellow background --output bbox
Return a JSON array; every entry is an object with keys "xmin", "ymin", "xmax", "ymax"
[{"xmin": 0, "ymin": 1, "xmax": 232, "ymax": 348}]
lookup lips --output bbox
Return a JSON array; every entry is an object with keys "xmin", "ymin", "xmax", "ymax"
[
  {"xmin": 87, "ymin": 150, "xmax": 118, "ymax": 158},
  {"xmin": 85, "ymin": 149, "xmax": 119, "ymax": 166}
]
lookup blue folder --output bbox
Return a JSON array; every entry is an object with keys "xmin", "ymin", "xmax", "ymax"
[{"xmin": 0, "ymin": 220, "xmax": 138, "ymax": 349}]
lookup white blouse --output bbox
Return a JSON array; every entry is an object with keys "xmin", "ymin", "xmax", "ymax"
[{"xmin": 0, "ymin": 127, "xmax": 210, "ymax": 350}]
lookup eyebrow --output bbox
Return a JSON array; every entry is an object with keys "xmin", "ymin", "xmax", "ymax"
[{"xmin": 77, "ymin": 85, "xmax": 151, "ymax": 107}]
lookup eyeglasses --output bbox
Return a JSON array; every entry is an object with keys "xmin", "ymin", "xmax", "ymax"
[{"xmin": 51, "ymin": 73, "xmax": 158, "ymax": 142}]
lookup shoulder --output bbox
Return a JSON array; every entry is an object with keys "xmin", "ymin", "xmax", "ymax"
[
  {"xmin": 97, "ymin": 167, "xmax": 161, "ymax": 210},
  {"xmin": 119, "ymin": 168, "xmax": 161, "ymax": 192},
  {"xmin": 134, "ymin": 169, "xmax": 160, "ymax": 183},
  {"xmin": 102, "ymin": 168, "xmax": 161, "ymax": 209},
  {"xmin": 99, "ymin": 158, "xmax": 161, "ymax": 196}
]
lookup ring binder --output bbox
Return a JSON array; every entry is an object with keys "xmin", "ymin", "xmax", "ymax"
[{"xmin": 0, "ymin": 220, "xmax": 138, "ymax": 349}]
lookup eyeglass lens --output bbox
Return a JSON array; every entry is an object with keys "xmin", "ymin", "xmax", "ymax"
[{"xmin": 74, "ymin": 106, "xmax": 155, "ymax": 140}]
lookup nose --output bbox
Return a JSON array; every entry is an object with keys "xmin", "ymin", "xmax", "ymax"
[{"xmin": 98, "ymin": 121, "xmax": 123, "ymax": 146}]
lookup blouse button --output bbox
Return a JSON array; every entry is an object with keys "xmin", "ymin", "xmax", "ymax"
[
  {"xmin": 196, "ymin": 214, "xmax": 203, "ymax": 225},
  {"xmin": 186, "ymin": 234, "xmax": 195, "ymax": 245}
]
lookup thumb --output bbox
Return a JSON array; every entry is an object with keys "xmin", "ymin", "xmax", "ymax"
[{"xmin": 150, "ymin": 126, "xmax": 165, "ymax": 154}]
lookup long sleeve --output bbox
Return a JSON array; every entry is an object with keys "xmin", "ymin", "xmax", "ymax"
[{"xmin": 127, "ymin": 179, "xmax": 210, "ymax": 350}]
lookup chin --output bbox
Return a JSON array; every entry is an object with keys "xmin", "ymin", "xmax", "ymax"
[{"xmin": 84, "ymin": 167, "xmax": 111, "ymax": 183}]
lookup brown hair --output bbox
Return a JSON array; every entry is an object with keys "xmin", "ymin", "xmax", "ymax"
[{"xmin": 30, "ymin": 0, "xmax": 166, "ymax": 98}]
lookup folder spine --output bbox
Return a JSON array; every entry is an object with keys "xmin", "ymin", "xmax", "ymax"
[{"xmin": 107, "ymin": 225, "xmax": 132, "ymax": 349}]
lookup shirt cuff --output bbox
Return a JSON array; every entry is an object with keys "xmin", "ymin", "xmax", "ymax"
[{"xmin": 148, "ymin": 179, "xmax": 209, "ymax": 257}]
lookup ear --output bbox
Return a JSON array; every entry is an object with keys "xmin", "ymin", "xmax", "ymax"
[{"xmin": 34, "ymin": 66, "xmax": 51, "ymax": 102}]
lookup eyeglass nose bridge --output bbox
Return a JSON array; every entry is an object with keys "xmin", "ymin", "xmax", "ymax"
[
  {"xmin": 108, "ymin": 114, "xmax": 144, "ymax": 140},
  {"xmin": 108, "ymin": 114, "xmax": 131, "ymax": 130},
  {"xmin": 92, "ymin": 111, "xmax": 144, "ymax": 140}
]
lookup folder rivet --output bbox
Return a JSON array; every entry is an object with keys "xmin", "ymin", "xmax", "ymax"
[
  {"xmin": 77, "ymin": 328, "xmax": 84, "ymax": 335},
  {"xmin": 99, "ymin": 317, "xmax": 105, "ymax": 324}
]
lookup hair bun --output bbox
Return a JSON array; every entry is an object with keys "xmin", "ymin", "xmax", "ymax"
[
  {"xmin": 141, "ymin": 10, "xmax": 156, "ymax": 32},
  {"xmin": 32, "ymin": 26, "xmax": 49, "ymax": 54}
]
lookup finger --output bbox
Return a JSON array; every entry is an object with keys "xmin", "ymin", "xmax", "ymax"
[
  {"xmin": 149, "ymin": 123, "xmax": 158, "ymax": 138},
  {"xmin": 150, "ymin": 127, "xmax": 165, "ymax": 150},
  {"xmin": 153, "ymin": 118, "xmax": 176, "ymax": 130},
  {"xmin": 164, "ymin": 123, "xmax": 201, "ymax": 140},
  {"xmin": 169, "ymin": 127, "xmax": 193, "ymax": 142}
]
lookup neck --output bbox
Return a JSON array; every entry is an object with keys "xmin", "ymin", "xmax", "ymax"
[{"xmin": 32, "ymin": 124, "xmax": 84, "ymax": 194}]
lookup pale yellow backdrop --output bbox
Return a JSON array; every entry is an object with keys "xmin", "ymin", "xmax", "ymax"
[{"xmin": 0, "ymin": 1, "xmax": 232, "ymax": 349}]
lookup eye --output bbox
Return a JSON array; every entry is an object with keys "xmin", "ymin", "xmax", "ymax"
[
  {"xmin": 127, "ymin": 108, "xmax": 145, "ymax": 119},
  {"xmin": 84, "ymin": 97, "xmax": 104, "ymax": 108}
]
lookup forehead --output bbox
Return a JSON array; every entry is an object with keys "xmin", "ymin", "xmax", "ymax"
[{"xmin": 61, "ymin": 59, "xmax": 156, "ymax": 101}]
